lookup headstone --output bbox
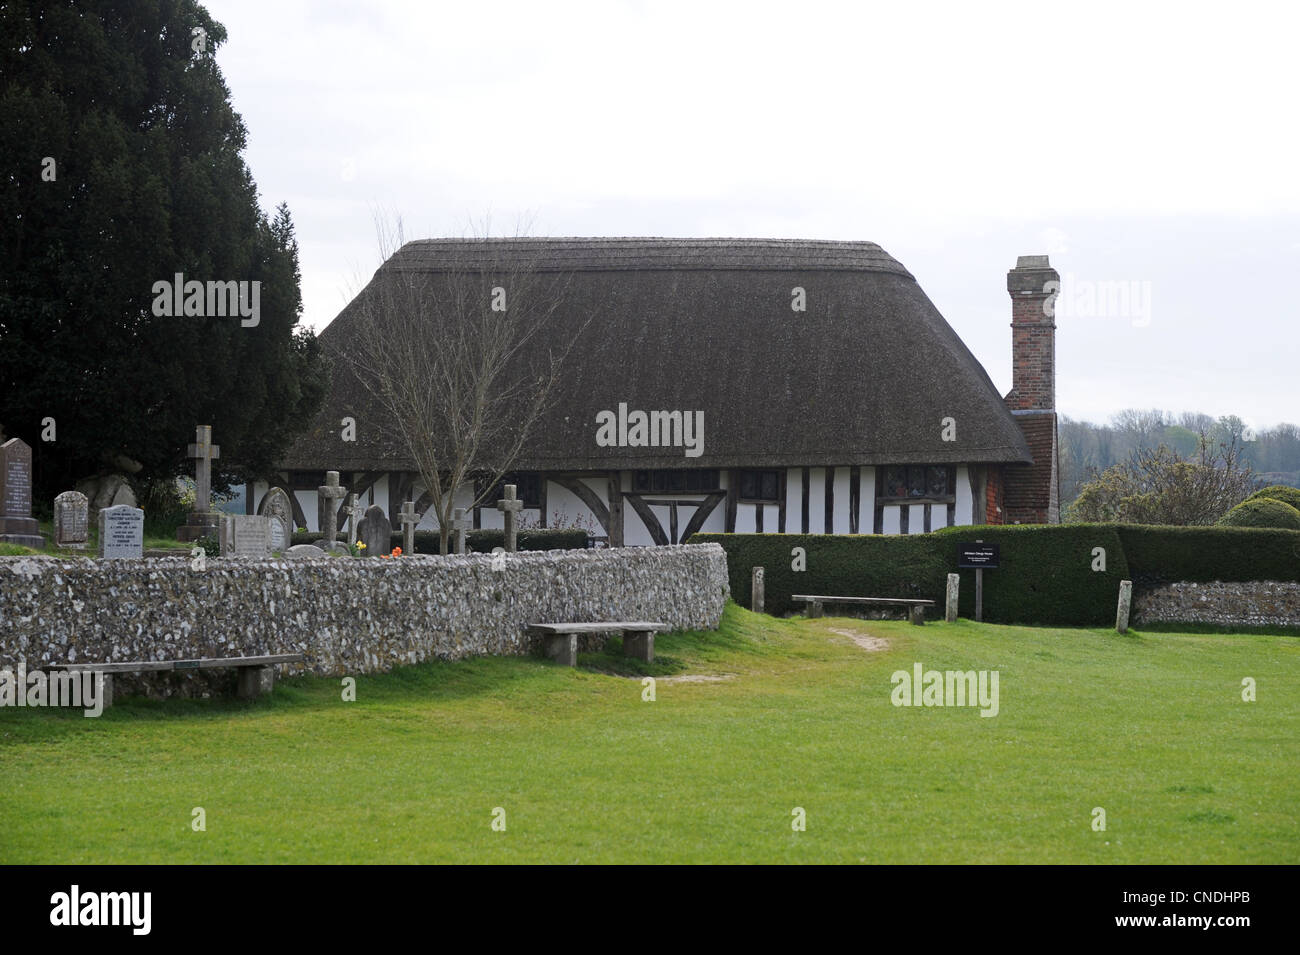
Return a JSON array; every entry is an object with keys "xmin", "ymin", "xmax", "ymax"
[
  {"xmin": 0, "ymin": 437, "xmax": 45, "ymax": 548},
  {"xmin": 98, "ymin": 504, "xmax": 144, "ymax": 558},
  {"xmin": 399, "ymin": 501, "xmax": 419, "ymax": 554},
  {"xmin": 451, "ymin": 507, "xmax": 471, "ymax": 554},
  {"xmin": 751, "ymin": 566, "xmax": 765, "ymax": 614},
  {"xmin": 177, "ymin": 425, "xmax": 222, "ymax": 542},
  {"xmin": 945, "ymin": 573, "xmax": 960, "ymax": 623},
  {"xmin": 54, "ymin": 491, "xmax": 89, "ymax": 549},
  {"xmin": 257, "ymin": 487, "xmax": 294, "ymax": 554},
  {"xmin": 345, "ymin": 493, "xmax": 365, "ymax": 547},
  {"xmin": 496, "ymin": 484, "xmax": 523, "ymax": 552},
  {"xmin": 285, "ymin": 543, "xmax": 326, "ymax": 559},
  {"xmin": 358, "ymin": 504, "xmax": 392, "ymax": 556},
  {"xmin": 316, "ymin": 471, "xmax": 347, "ymax": 550},
  {"xmin": 220, "ymin": 514, "xmax": 273, "ymax": 558},
  {"xmin": 1116, "ymin": 579, "xmax": 1133, "ymax": 634}
]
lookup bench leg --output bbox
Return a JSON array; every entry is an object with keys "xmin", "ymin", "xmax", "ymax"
[
  {"xmin": 808, "ymin": 601, "xmax": 823, "ymax": 619},
  {"xmin": 909, "ymin": 606, "xmax": 925, "ymax": 626},
  {"xmin": 623, "ymin": 630, "xmax": 655, "ymax": 663},
  {"xmin": 543, "ymin": 633, "xmax": 578, "ymax": 667},
  {"xmin": 236, "ymin": 665, "xmax": 275, "ymax": 700},
  {"xmin": 95, "ymin": 673, "xmax": 113, "ymax": 709}
]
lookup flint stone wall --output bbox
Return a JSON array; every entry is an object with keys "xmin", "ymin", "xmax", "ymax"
[
  {"xmin": 1133, "ymin": 580, "xmax": 1300, "ymax": 629},
  {"xmin": 0, "ymin": 545, "xmax": 730, "ymax": 685}
]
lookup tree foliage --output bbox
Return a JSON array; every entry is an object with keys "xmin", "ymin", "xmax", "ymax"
[
  {"xmin": 1067, "ymin": 433, "xmax": 1258, "ymax": 525},
  {"xmin": 0, "ymin": 0, "xmax": 329, "ymax": 500}
]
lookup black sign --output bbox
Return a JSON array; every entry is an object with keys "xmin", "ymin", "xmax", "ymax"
[{"xmin": 958, "ymin": 543, "xmax": 999, "ymax": 569}]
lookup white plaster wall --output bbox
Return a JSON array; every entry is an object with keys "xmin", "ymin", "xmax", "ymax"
[
  {"xmin": 807, "ymin": 468, "xmax": 826, "ymax": 533},
  {"xmin": 832, "ymin": 467, "xmax": 851, "ymax": 534},
  {"xmin": 881, "ymin": 504, "xmax": 901, "ymax": 535},
  {"xmin": 954, "ymin": 465, "xmax": 974, "ymax": 527},
  {"xmin": 785, "ymin": 468, "xmax": 803, "ymax": 532},
  {"xmin": 908, "ymin": 503, "xmax": 926, "ymax": 534},
  {"xmin": 859, "ymin": 467, "xmax": 876, "ymax": 534}
]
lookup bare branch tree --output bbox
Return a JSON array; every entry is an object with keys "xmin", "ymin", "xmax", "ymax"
[{"xmin": 346, "ymin": 217, "xmax": 592, "ymax": 553}]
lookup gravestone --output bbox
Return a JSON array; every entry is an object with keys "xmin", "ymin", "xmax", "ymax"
[
  {"xmin": 98, "ymin": 504, "xmax": 144, "ymax": 558},
  {"xmin": 285, "ymin": 543, "xmax": 326, "ymax": 558},
  {"xmin": 0, "ymin": 437, "xmax": 45, "ymax": 548},
  {"xmin": 257, "ymin": 487, "xmax": 294, "ymax": 554},
  {"xmin": 345, "ymin": 493, "xmax": 365, "ymax": 548},
  {"xmin": 177, "ymin": 425, "xmax": 222, "ymax": 542},
  {"xmin": 451, "ymin": 507, "xmax": 471, "ymax": 554},
  {"xmin": 54, "ymin": 490, "xmax": 89, "ymax": 549},
  {"xmin": 399, "ymin": 501, "xmax": 419, "ymax": 554},
  {"xmin": 220, "ymin": 514, "xmax": 273, "ymax": 558},
  {"xmin": 316, "ymin": 471, "xmax": 348, "ymax": 553},
  {"xmin": 496, "ymin": 484, "xmax": 523, "ymax": 552},
  {"xmin": 358, "ymin": 504, "xmax": 392, "ymax": 556}
]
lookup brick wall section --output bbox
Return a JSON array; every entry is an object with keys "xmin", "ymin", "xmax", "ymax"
[
  {"xmin": 1004, "ymin": 414, "xmax": 1058, "ymax": 524},
  {"xmin": 985, "ymin": 466, "xmax": 1004, "ymax": 524}
]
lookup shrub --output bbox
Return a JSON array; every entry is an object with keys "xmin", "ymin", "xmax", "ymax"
[
  {"xmin": 1116, "ymin": 524, "xmax": 1300, "ymax": 585},
  {"xmin": 1245, "ymin": 485, "xmax": 1300, "ymax": 512},
  {"xmin": 1216, "ymin": 497, "xmax": 1300, "ymax": 530}
]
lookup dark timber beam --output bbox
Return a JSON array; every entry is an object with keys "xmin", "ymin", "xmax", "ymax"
[{"xmin": 624, "ymin": 493, "xmax": 669, "ymax": 546}]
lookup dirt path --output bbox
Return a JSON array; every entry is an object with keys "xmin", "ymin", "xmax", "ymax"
[{"xmin": 828, "ymin": 627, "xmax": 889, "ymax": 652}]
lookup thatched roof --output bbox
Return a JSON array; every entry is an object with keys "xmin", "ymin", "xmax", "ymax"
[{"xmin": 282, "ymin": 238, "xmax": 1033, "ymax": 472}]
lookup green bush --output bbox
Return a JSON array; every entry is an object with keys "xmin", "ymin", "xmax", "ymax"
[
  {"xmin": 1117, "ymin": 524, "xmax": 1300, "ymax": 584},
  {"xmin": 1245, "ymin": 485, "xmax": 1300, "ymax": 512},
  {"xmin": 1217, "ymin": 497, "xmax": 1300, "ymax": 530}
]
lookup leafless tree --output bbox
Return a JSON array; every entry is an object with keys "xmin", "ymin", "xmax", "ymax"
[{"xmin": 346, "ymin": 217, "xmax": 592, "ymax": 553}]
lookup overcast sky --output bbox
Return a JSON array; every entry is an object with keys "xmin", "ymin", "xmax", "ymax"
[{"xmin": 208, "ymin": 0, "xmax": 1298, "ymax": 430}]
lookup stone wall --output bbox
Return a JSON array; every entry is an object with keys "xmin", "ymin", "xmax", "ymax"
[
  {"xmin": 1133, "ymin": 580, "xmax": 1300, "ymax": 629},
  {"xmin": 0, "ymin": 545, "xmax": 730, "ymax": 687}
]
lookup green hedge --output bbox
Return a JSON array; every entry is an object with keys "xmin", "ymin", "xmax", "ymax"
[
  {"xmin": 1115, "ymin": 525, "xmax": 1300, "ymax": 585},
  {"xmin": 288, "ymin": 528, "xmax": 588, "ymax": 553},
  {"xmin": 1247, "ymin": 485, "xmax": 1300, "ymax": 511},
  {"xmin": 699, "ymin": 522, "xmax": 1300, "ymax": 626},
  {"xmin": 1217, "ymin": 497, "xmax": 1300, "ymax": 530}
]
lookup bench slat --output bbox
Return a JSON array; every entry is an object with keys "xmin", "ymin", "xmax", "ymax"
[
  {"xmin": 528, "ymin": 622, "xmax": 667, "ymax": 634},
  {"xmin": 47, "ymin": 654, "xmax": 304, "ymax": 673},
  {"xmin": 791, "ymin": 595, "xmax": 935, "ymax": 606}
]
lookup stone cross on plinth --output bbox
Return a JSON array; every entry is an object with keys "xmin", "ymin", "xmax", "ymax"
[
  {"xmin": 177, "ymin": 425, "xmax": 222, "ymax": 542},
  {"xmin": 317, "ymin": 471, "xmax": 347, "ymax": 549},
  {"xmin": 399, "ymin": 501, "xmax": 419, "ymax": 554},
  {"xmin": 345, "ymin": 493, "xmax": 364, "ymax": 546},
  {"xmin": 451, "ymin": 507, "xmax": 471, "ymax": 554},
  {"xmin": 496, "ymin": 484, "xmax": 523, "ymax": 552}
]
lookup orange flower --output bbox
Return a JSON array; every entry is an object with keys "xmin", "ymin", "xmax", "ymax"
[{"xmin": 392, "ymin": 546, "xmax": 403, "ymax": 556}]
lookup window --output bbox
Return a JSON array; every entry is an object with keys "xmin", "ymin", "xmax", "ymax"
[
  {"xmin": 877, "ymin": 466, "xmax": 954, "ymax": 502},
  {"xmin": 632, "ymin": 469, "xmax": 720, "ymax": 493},
  {"xmin": 485, "ymin": 473, "xmax": 541, "ymax": 507},
  {"xmin": 738, "ymin": 469, "xmax": 781, "ymax": 502}
]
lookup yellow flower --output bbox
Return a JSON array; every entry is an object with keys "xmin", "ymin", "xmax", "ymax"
[{"xmin": 357, "ymin": 541, "xmax": 366, "ymax": 549}]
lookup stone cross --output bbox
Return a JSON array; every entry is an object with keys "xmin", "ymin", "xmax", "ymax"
[
  {"xmin": 317, "ymin": 471, "xmax": 347, "ymax": 546},
  {"xmin": 399, "ymin": 500, "xmax": 419, "ymax": 554},
  {"xmin": 345, "ymin": 493, "xmax": 365, "ymax": 546},
  {"xmin": 451, "ymin": 507, "xmax": 471, "ymax": 554},
  {"xmin": 187, "ymin": 425, "xmax": 220, "ymax": 515},
  {"xmin": 495, "ymin": 485, "xmax": 523, "ymax": 552}
]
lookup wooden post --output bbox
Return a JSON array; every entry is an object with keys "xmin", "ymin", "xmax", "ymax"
[
  {"xmin": 945, "ymin": 573, "xmax": 959, "ymax": 623},
  {"xmin": 975, "ymin": 568, "xmax": 984, "ymax": 623}
]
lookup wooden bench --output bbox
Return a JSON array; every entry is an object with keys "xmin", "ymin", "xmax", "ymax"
[
  {"xmin": 527, "ymin": 622, "xmax": 668, "ymax": 666},
  {"xmin": 45, "ymin": 653, "xmax": 305, "ymax": 707},
  {"xmin": 791, "ymin": 595, "xmax": 935, "ymax": 625}
]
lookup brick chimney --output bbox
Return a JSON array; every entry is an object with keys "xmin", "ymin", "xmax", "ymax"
[
  {"xmin": 1006, "ymin": 254, "xmax": 1058, "ymax": 411},
  {"xmin": 1001, "ymin": 255, "xmax": 1060, "ymax": 524}
]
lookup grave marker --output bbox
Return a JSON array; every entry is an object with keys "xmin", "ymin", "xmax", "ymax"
[
  {"xmin": 257, "ymin": 487, "xmax": 294, "ymax": 554},
  {"xmin": 316, "ymin": 471, "xmax": 347, "ymax": 552},
  {"xmin": 496, "ymin": 484, "xmax": 523, "ymax": 552},
  {"xmin": 345, "ymin": 493, "xmax": 365, "ymax": 548},
  {"xmin": 0, "ymin": 436, "xmax": 45, "ymax": 547},
  {"xmin": 54, "ymin": 490, "xmax": 89, "ymax": 549},
  {"xmin": 99, "ymin": 504, "xmax": 144, "ymax": 558},
  {"xmin": 451, "ymin": 507, "xmax": 471, "ymax": 554},
  {"xmin": 220, "ymin": 514, "xmax": 273, "ymax": 558},
  {"xmin": 358, "ymin": 504, "xmax": 392, "ymax": 556},
  {"xmin": 177, "ymin": 425, "xmax": 222, "ymax": 542},
  {"xmin": 399, "ymin": 501, "xmax": 419, "ymax": 554}
]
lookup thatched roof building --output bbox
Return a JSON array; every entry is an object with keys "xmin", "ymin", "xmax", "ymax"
[{"xmin": 262, "ymin": 239, "xmax": 1059, "ymax": 544}]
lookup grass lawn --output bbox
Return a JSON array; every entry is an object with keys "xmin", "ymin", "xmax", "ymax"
[{"xmin": 1, "ymin": 604, "xmax": 1296, "ymax": 863}]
